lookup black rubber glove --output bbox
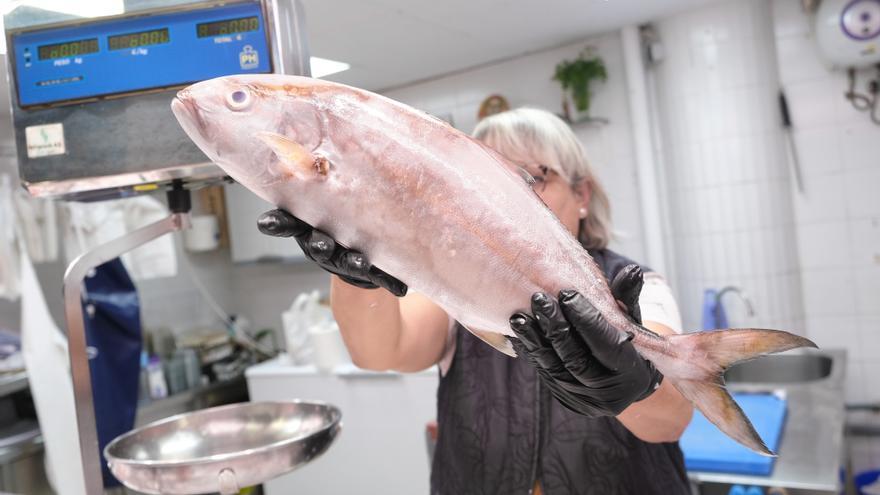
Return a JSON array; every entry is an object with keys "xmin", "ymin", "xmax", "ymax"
[
  {"xmin": 509, "ymin": 264, "xmax": 663, "ymax": 417},
  {"xmin": 257, "ymin": 209, "xmax": 408, "ymax": 297}
]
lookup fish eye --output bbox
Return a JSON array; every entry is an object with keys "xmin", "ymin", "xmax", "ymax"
[{"xmin": 226, "ymin": 88, "xmax": 252, "ymax": 111}]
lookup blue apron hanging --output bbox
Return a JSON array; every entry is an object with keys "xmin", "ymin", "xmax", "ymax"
[{"xmin": 83, "ymin": 257, "xmax": 142, "ymax": 487}]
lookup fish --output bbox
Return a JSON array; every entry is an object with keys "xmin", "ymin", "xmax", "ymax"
[{"xmin": 171, "ymin": 74, "xmax": 817, "ymax": 456}]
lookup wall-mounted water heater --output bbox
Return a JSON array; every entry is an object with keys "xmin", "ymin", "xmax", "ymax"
[{"xmin": 815, "ymin": 0, "xmax": 880, "ymax": 68}]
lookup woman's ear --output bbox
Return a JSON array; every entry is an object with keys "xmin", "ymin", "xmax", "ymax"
[{"xmin": 575, "ymin": 179, "xmax": 592, "ymax": 213}]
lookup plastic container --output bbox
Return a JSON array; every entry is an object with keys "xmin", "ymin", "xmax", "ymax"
[
  {"xmin": 164, "ymin": 354, "xmax": 188, "ymax": 395},
  {"xmin": 856, "ymin": 470, "xmax": 880, "ymax": 495},
  {"xmin": 183, "ymin": 214, "xmax": 220, "ymax": 252},
  {"xmin": 138, "ymin": 351, "xmax": 150, "ymax": 401},
  {"xmin": 146, "ymin": 357, "xmax": 168, "ymax": 399},
  {"xmin": 310, "ymin": 321, "xmax": 348, "ymax": 373},
  {"xmin": 728, "ymin": 486, "xmax": 763, "ymax": 495},
  {"xmin": 180, "ymin": 348, "xmax": 202, "ymax": 390}
]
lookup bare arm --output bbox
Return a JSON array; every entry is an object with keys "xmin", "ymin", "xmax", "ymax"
[
  {"xmin": 254, "ymin": 210, "xmax": 449, "ymax": 373},
  {"xmin": 330, "ymin": 275, "xmax": 450, "ymax": 372},
  {"xmin": 617, "ymin": 321, "xmax": 694, "ymax": 443}
]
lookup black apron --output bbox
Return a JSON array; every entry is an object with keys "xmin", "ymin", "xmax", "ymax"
[{"xmin": 430, "ymin": 249, "xmax": 690, "ymax": 495}]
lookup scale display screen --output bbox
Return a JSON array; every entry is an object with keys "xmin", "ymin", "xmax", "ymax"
[
  {"xmin": 10, "ymin": 1, "xmax": 272, "ymax": 107},
  {"xmin": 108, "ymin": 28, "xmax": 170, "ymax": 50},
  {"xmin": 197, "ymin": 16, "xmax": 259, "ymax": 37},
  {"xmin": 38, "ymin": 38, "xmax": 99, "ymax": 60}
]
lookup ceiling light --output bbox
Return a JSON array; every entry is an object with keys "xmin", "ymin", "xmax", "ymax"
[
  {"xmin": 2, "ymin": 0, "xmax": 123, "ymax": 18},
  {"xmin": 0, "ymin": 0, "xmax": 125, "ymax": 54}
]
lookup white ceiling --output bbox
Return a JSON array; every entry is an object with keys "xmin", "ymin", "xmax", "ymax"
[
  {"xmin": 302, "ymin": 0, "xmax": 720, "ymax": 91},
  {"xmin": 0, "ymin": 0, "xmax": 720, "ymax": 120}
]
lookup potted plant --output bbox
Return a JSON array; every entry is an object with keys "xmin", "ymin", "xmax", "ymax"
[{"xmin": 553, "ymin": 47, "xmax": 607, "ymax": 123}]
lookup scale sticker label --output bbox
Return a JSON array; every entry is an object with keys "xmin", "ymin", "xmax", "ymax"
[
  {"xmin": 25, "ymin": 123, "xmax": 66, "ymax": 158},
  {"xmin": 239, "ymin": 45, "xmax": 259, "ymax": 69}
]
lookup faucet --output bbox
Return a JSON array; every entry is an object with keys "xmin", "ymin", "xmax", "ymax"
[{"xmin": 716, "ymin": 286, "xmax": 756, "ymax": 319}]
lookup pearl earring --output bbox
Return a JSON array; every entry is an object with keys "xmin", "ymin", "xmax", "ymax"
[{"xmin": 578, "ymin": 207, "xmax": 588, "ymax": 219}]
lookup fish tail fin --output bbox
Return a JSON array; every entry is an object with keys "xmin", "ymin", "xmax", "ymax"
[{"xmin": 658, "ymin": 329, "xmax": 817, "ymax": 456}]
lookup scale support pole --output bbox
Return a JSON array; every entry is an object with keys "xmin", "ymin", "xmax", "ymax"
[{"xmin": 63, "ymin": 211, "xmax": 190, "ymax": 494}]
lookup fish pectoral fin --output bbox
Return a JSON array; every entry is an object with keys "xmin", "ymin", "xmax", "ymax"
[
  {"xmin": 256, "ymin": 131, "xmax": 329, "ymax": 178},
  {"xmin": 461, "ymin": 325, "xmax": 517, "ymax": 357}
]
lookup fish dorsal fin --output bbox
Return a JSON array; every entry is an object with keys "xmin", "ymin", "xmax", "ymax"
[
  {"xmin": 257, "ymin": 131, "xmax": 329, "ymax": 178},
  {"xmin": 461, "ymin": 325, "xmax": 517, "ymax": 357}
]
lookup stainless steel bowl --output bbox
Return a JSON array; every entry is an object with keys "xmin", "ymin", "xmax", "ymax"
[{"xmin": 105, "ymin": 401, "xmax": 342, "ymax": 494}]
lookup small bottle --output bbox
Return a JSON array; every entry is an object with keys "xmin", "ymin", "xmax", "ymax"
[
  {"xmin": 181, "ymin": 348, "xmax": 202, "ymax": 390},
  {"xmin": 138, "ymin": 352, "xmax": 150, "ymax": 402},
  {"xmin": 147, "ymin": 356, "xmax": 168, "ymax": 399},
  {"xmin": 164, "ymin": 353, "xmax": 187, "ymax": 396}
]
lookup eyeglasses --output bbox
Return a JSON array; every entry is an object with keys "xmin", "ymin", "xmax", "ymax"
[{"xmin": 521, "ymin": 164, "xmax": 558, "ymax": 193}]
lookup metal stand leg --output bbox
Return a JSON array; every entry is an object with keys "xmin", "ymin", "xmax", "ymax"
[{"xmin": 63, "ymin": 212, "xmax": 190, "ymax": 494}]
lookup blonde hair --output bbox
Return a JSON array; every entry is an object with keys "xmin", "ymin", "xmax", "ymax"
[{"xmin": 472, "ymin": 107, "xmax": 613, "ymax": 250}]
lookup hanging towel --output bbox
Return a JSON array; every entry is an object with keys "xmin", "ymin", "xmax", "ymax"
[
  {"xmin": 20, "ymin": 247, "xmax": 87, "ymax": 495},
  {"xmin": 63, "ymin": 195, "xmax": 177, "ymax": 280},
  {"xmin": 0, "ymin": 175, "xmax": 21, "ymax": 300}
]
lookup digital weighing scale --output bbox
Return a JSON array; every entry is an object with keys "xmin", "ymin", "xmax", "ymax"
[{"xmin": 5, "ymin": 0, "xmax": 308, "ymax": 200}]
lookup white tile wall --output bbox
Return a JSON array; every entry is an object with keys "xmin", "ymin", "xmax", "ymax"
[
  {"xmin": 228, "ymin": 261, "xmax": 331, "ymax": 333},
  {"xmin": 133, "ymin": 197, "xmax": 330, "ymax": 348},
  {"xmin": 849, "ymin": 218, "xmax": 880, "ymax": 267},
  {"xmin": 771, "ymin": 0, "xmax": 880, "ymax": 404},
  {"xmin": 654, "ymin": 0, "xmax": 805, "ymax": 334},
  {"xmin": 796, "ymin": 221, "xmax": 852, "ymax": 270},
  {"xmin": 382, "ymin": 33, "xmax": 648, "ymax": 265},
  {"xmin": 841, "ymin": 124, "xmax": 880, "ymax": 172},
  {"xmin": 844, "ymin": 168, "xmax": 880, "ymax": 218},
  {"xmin": 134, "ymin": 232, "xmax": 234, "ymax": 332}
]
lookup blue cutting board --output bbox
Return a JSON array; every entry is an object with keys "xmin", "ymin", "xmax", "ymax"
[{"xmin": 680, "ymin": 392, "xmax": 787, "ymax": 476}]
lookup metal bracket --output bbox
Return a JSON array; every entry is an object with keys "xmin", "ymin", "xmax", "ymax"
[{"xmin": 63, "ymin": 212, "xmax": 190, "ymax": 494}]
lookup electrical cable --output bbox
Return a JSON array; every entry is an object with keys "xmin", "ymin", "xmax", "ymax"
[
  {"xmin": 179, "ymin": 254, "xmax": 276, "ymax": 358},
  {"xmin": 846, "ymin": 67, "xmax": 873, "ymax": 111}
]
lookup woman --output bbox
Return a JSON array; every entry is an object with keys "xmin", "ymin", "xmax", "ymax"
[{"xmin": 259, "ymin": 108, "xmax": 693, "ymax": 494}]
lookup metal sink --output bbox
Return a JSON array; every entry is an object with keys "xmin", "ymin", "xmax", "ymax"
[
  {"xmin": 724, "ymin": 354, "xmax": 833, "ymax": 384},
  {"xmin": 692, "ymin": 349, "xmax": 846, "ymax": 493}
]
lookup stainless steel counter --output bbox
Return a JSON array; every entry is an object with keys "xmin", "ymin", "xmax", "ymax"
[
  {"xmin": 688, "ymin": 349, "xmax": 847, "ymax": 494},
  {"xmin": 135, "ymin": 375, "xmax": 249, "ymax": 427}
]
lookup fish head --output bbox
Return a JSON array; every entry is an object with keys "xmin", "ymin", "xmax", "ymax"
[{"xmin": 171, "ymin": 75, "xmax": 326, "ymax": 195}]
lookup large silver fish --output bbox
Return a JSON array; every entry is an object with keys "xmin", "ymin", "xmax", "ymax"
[{"xmin": 171, "ymin": 74, "xmax": 815, "ymax": 455}]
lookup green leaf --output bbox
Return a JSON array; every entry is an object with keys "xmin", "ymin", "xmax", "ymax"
[{"xmin": 552, "ymin": 48, "xmax": 607, "ymax": 115}]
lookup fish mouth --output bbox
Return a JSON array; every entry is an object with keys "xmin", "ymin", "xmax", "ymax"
[{"xmin": 171, "ymin": 91, "xmax": 208, "ymax": 138}]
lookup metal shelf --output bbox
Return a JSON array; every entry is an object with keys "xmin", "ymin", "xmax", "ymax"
[
  {"xmin": 0, "ymin": 372, "xmax": 28, "ymax": 398},
  {"xmin": 135, "ymin": 375, "xmax": 249, "ymax": 427}
]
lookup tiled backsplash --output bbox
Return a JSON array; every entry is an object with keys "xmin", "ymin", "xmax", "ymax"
[
  {"xmin": 652, "ymin": 0, "xmax": 805, "ymax": 335},
  {"xmin": 135, "ymin": 217, "xmax": 330, "ymax": 340},
  {"xmin": 771, "ymin": 0, "xmax": 880, "ymax": 403}
]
